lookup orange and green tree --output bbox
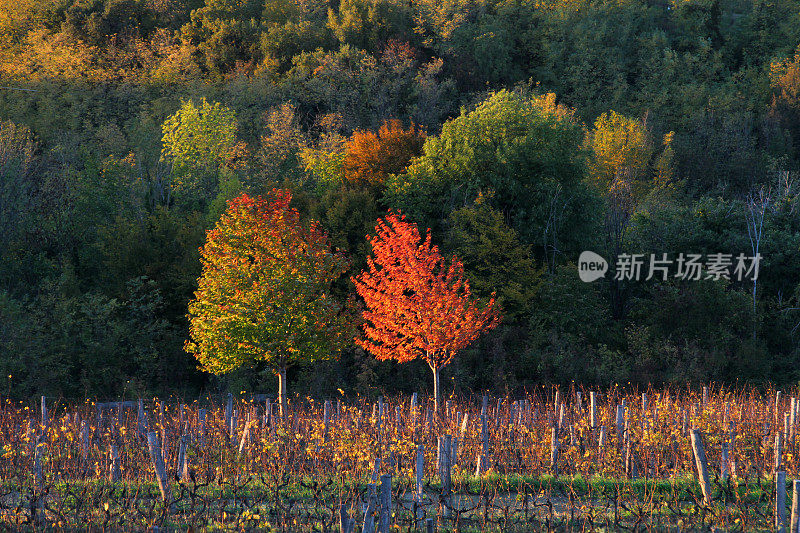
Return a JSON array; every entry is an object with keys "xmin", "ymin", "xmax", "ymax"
[
  {"xmin": 342, "ymin": 119, "xmax": 425, "ymax": 188},
  {"xmin": 186, "ymin": 190, "xmax": 352, "ymax": 417},
  {"xmin": 353, "ymin": 213, "xmax": 501, "ymax": 412}
]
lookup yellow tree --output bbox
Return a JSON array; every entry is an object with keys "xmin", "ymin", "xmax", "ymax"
[
  {"xmin": 343, "ymin": 119, "xmax": 425, "ymax": 188},
  {"xmin": 587, "ymin": 110, "xmax": 654, "ymax": 190}
]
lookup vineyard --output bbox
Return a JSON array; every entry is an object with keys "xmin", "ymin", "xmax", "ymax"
[{"xmin": 0, "ymin": 386, "xmax": 797, "ymax": 531}]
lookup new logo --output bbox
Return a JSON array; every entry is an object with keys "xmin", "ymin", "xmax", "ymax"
[{"xmin": 578, "ymin": 251, "xmax": 608, "ymax": 282}]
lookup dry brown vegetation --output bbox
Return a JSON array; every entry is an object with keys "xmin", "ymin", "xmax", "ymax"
[{"xmin": 0, "ymin": 385, "xmax": 797, "ymax": 530}]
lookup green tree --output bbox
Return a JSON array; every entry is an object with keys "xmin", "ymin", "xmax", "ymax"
[
  {"xmin": 628, "ymin": 280, "xmax": 757, "ymax": 383},
  {"xmin": 255, "ymin": 102, "xmax": 308, "ymax": 187},
  {"xmin": 186, "ymin": 190, "xmax": 352, "ymax": 416},
  {"xmin": 0, "ymin": 274, "xmax": 179, "ymax": 398},
  {"xmin": 326, "ymin": 0, "xmax": 414, "ymax": 53},
  {"xmin": 180, "ymin": 0, "xmax": 264, "ymax": 74},
  {"xmin": 161, "ymin": 98, "xmax": 245, "ymax": 202},
  {"xmin": 446, "ymin": 200, "xmax": 542, "ymax": 320},
  {"xmin": 0, "ymin": 121, "xmax": 37, "ymax": 278},
  {"xmin": 386, "ymin": 89, "xmax": 595, "ymax": 257}
]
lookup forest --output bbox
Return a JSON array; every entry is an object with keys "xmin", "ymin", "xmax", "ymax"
[{"xmin": 2, "ymin": 0, "xmax": 800, "ymax": 401}]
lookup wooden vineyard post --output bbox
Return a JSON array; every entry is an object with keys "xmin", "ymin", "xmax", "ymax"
[
  {"xmin": 33, "ymin": 439, "xmax": 43, "ymax": 488},
  {"xmin": 109, "ymin": 444, "xmax": 121, "ymax": 482},
  {"xmin": 615, "ymin": 405, "xmax": 624, "ymax": 442},
  {"xmin": 776, "ymin": 433, "xmax": 784, "ymax": 473},
  {"xmin": 237, "ymin": 412, "xmax": 251, "ymax": 457},
  {"xmin": 379, "ymin": 473, "xmax": 391, "ymax": 533},
  {"xmin": 426, "ymin": 518, "xmax": 434, "ymax": 533},
  {"xmin": 475, "ymin": 398, "xmax": 489, "ymax": 476},
  {"xmin": 590, "ymin": 392, "xmax": 597, "ymax": 428},
  {"xmin": 625, "ymin": 440, "xmax": 637, "ymax": 480},
  {"xmin": 550, "ymin": 426, "xmax": 559, "ymax": 477},
  {"xmin": 40, "ymin": 396, "xmax": 47, "ymax": 430},
  {"xmin": 378, "ymin": 399, "xmax": 384, "ymax": 446},
  {"xmin": 146, "ymin": 432, "xmax": 174, "ymax": 513},
  {"xmin": 229, "ymin": 409, "xmax": 238, "ymax": 443},
  {"xmin": 137, "ymin": 399, "xmax": 145, "ymax": 438},
  {"xmin": 690, "ymin": 429, "xmax": 712, "ymax": 505},
  {"xmin": 178, "ymin": 435, "xmax": 190, "ymax": 482},
  {"xmin": 340, "ymin": 504, "xmax": 355, "ymax": 533},
  {"xmin": 339, "ymin": 504, "xmax": 348, "ymax": 533},
  {"xmin": 440, "ymin": 435, "xmax": 452, "ymax": 519},
  {"xmin": 792, "ymin": 479, "xmax": 800, "ymax": 533},
  {"xmin": 80, "ymin": 421, "xmax": 90, "ymax": 466},
  {"xmin": 598, "ymin": 425, "xmax": 606, "ymax": 462},
  {"xmin": 777, "ymin": 471, "xmax": 787, "ymax": 533},
  {"xmin": 323, "ymin": 400, "xmax": 331, "ymax": 443},
  {"xmin": 198, "ymin": 408, "xmax": 206, "ymax": 449},
  {"xmin": 371, "ymin": 457, "xmax": 381, "ymax": 483},
  {"xmin": 161, "ymin": 422, "xmax": 169, "ymax": 474},
  {"xmin": 720, "ymin": 441, "xmax": 729, "ymax": 482},
  {"xmin": 436, "ymin": 437, "xmax": 443, "ymax": 475},
  {"xmin": 362, "ymin": 483, "xmax": 377, "ymax": 533},
  {"xmin": 415, "ymin": 444, "xmax": 425, "ymax": 523},
  {"xmin": 225, "ymin": 393, "xmax": 233, "ymax": 434}
]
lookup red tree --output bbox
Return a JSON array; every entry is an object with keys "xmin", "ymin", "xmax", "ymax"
[{"xmin": 353, "ymin": 213, "xmax": 501, "ymax": 412}]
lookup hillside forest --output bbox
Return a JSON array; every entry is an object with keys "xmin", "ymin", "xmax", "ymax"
[{"xmin": 2, "ymin": 0, "xmax": 800, "ymax": 400}]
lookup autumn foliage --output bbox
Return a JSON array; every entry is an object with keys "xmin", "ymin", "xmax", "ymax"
[
  {"xmin": 343, "ymin": 119, "xmax": 425, "ymax": 187},
  {"xmin": 353, "ymin": 213, "xmax": 501, "ymax": 410},
  {"xmin": 186, "ymin": 190, "xmax": 351, "ymax": 413}
]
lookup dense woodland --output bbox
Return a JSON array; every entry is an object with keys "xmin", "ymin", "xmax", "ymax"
[{"xmin": 2, "ymin": 0, "xmax": 800, "ymax": 400}]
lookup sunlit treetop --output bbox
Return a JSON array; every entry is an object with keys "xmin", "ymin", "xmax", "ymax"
[
  {"xmin": 343, "ymin": 119, "xmax": 426, "ymax": 188},
  {"xmin": 186, "ymin": 189, "xmax": 352, "ymax": 375},
  {"xmin": 353, "ymin": 212, "xmax": 501, "ymax": 371}
]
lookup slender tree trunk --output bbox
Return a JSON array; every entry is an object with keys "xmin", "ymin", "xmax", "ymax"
[
  {"xmin": 277, "ymin": 363, "xmax": 288, "ymax": 419},
  {"xmin": 432, "ymin": 364, "xmax": 440, "ymax": 416}
]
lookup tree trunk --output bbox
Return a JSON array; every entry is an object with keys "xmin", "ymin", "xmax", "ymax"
[
  {"xmin": 432, "ymin": 364, "xmax": 440, "ymax": 416},
  {"xmin": 277, "ymin": 363, "xmax": 288, "ymax": 419}
]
